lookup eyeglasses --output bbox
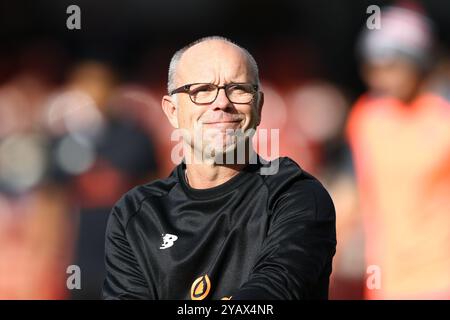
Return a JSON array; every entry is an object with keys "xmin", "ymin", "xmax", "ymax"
[{"xmin": 169, "ymin": 83, "xmax": 258, "ymax": 105}]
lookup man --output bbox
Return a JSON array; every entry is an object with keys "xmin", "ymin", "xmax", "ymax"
[
  {"xmin": 102, "ymin": 36, "xmax": 336, "ymax": 300},
  {"xmin": 348, "ymin": 5, "xmax": 450, "ymax": 299}
]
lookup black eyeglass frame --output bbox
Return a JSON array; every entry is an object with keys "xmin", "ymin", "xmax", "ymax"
[{"xmin": 169, "ymin": 82, "xmax": 259, "ymax": 105}]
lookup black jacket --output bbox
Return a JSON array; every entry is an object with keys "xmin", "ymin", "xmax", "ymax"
[{"xmin": 102, "ymin": 157, "xmax": 336, "ymax": 300}]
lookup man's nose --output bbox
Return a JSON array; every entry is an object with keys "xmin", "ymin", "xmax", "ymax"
[{"xmin": 212, "ymin": 87, "xmax": 232, "ymax": 110}]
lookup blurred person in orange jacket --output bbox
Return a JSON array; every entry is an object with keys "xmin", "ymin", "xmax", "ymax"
[{"xmin": 347, "ymin": 2, "xmax": 450, "ymax": 299}]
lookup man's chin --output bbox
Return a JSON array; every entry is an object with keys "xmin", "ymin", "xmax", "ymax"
[
  {"xmin": 205, "ymin": 141, "xmax": 251, "ymax": 165},
  {"xmin": 204, "ymin": 143, "xmax": 236, "ymax": 157}
]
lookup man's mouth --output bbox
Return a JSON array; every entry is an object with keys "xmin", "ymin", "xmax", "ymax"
[
  {"xmin": 203, "ymin": 120, "xmax": 240, "ymax": 124},
  {"xmin": 201, "ymin": 120, "xmax": 242, "ymax": 129}
]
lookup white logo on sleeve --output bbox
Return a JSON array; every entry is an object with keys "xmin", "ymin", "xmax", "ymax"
[{"xmin": 160, "ymin": 233, "xmax": 178, "ymax": 249}]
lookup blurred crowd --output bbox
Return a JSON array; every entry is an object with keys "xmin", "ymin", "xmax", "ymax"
[{"xmin": 0, "ymin": 2, "xmax": 449, "ymax": 299}]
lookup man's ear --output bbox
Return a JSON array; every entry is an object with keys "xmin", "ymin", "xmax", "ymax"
[
  {"xmin": 256, "ymin": 91, "xmax": 264, "ymax": 126},
  {"xmin": 162, "ymin": 95, "xmax": 179, "ymax": 129}
]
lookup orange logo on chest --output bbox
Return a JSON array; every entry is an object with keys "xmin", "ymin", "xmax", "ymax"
[{"xmin": 190, "ymin": 274, "xmax": 211, "ymax": 300}]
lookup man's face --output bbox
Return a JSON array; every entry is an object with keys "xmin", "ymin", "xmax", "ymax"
[{"xmin": 163, "ymin": 40, "xmax": 263, "ymax": 161}]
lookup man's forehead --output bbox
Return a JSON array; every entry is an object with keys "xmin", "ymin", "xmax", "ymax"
[{"xmin": 176, "ymin": 40, "xmax": 252, "ymax": 82}]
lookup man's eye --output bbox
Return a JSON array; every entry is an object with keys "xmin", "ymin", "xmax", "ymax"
[
  {"xmin": 229, "ymin": 84, "xmax": 251, "ymax": 93},
  {"xmin": 190, "ymin": 85, "xmax": 215, "ymax": 94}
]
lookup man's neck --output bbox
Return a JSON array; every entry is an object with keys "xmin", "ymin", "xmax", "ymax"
[
  {"xmin": 185, "ymin": 162, "xmax": 246, "ymax": 189},
  {"xmin": 184, "ymin": 144, "xmax": 256, "ymax": 189}
]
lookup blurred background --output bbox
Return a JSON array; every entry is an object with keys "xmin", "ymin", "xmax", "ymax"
[{"xmin": 0, "ymin": 0, "xmax": 449, "ymax": 299}]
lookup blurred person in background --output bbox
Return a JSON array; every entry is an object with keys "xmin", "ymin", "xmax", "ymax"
[
  {"xmin": 347, "ymin": 2, "xmax": 450, "ymax": 299},
  {"xmin": 0, "ymin": 45, "xmax": 74, "ymax": 299},
  {"xmin": 43, "ymin": 61, "xmax": 159, "ymax": 299},
  {"xmin": 107, "ymin": 85, "xmax": 175, "ymax": 177}
]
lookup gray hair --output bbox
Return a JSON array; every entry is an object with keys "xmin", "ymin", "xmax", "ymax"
[{"xmin": 167, "ymin": 36, "xmax": 260, "ymax": 94}]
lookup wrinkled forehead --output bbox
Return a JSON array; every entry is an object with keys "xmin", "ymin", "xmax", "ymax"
[{"xmin": 175, "ymin": 41, "xmax": 257, "ymax": 85}]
